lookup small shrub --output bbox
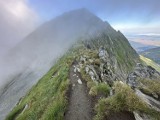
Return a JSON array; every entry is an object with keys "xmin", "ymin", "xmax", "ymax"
[
  {"xmin": 94, "ymin": 98, "xmax": 107, "ymax": 120},
  {"xmin": 94, "ymin": 59, "xmax": 101, "ymax": 66},
  {"xmin": 89, "ymin": 83, "xmax": 110, "ymax": 97},
  {"xmin": 96, "ymin": 83, "xmax": 110, "ymax": 96},
  {"xmin": 89, "ymin": 86, "xmax": 98, "ymax": 96},
  {"xmin": 87, "ymin": 81, "xmax": 96, "ymax": 89},
  {"xmin": 140, "ymin": 79, "xmax": 160, "ymax": 95}
]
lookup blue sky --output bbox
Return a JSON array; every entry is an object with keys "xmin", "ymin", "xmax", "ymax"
[{"xmin": 27, "ymin": 0, "xmax": 160, "ymax": 34}]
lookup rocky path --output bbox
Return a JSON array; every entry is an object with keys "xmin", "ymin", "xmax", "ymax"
[{"xmin": 64, "ymin": 61, "xmax": 92, "ymax": 120}]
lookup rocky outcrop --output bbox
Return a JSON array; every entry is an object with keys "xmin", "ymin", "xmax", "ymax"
[
  {"xmin": 127, "ymin": 63, "xmax": 160, "ymax": 88},
  {"xmin": 99, "ymin": 46, "xmax": 109, "ymax": 62},
  {"xmin": 79, "ymin": 46, "xmax": 117, "ymax": 85},
  {"xmin": 99, "ymin": 46, "xmax": 116, "ymax": 85},
  {"xmin": 85, "ymin": 65, "xmax": 100, "ymax": 82}
]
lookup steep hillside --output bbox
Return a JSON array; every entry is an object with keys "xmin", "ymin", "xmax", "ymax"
[
  {"xmin": 140, "ymin": 55, "xmax": 160, "ymax": 72},
  {"xmin": 0, "ymin": 8, "xmax": 112, "ymax": 119},
  {"xmin": 6, "ymin": 38, "xmax": 160, "ymax": 120},
  {"xmin": 0, "ymin": 8, "xmax": 139, "ymax": 119},
  {"xmin": 140, "ymin": 47, "xmax": 160, "ymax": 64},
  {"xmin": 3, "ymin": 8, "xmax": 160, "ymax": 120}
]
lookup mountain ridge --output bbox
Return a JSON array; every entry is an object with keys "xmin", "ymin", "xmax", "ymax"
[
  {"xmin": 1, "ymin": 8, "xmax": 160, "ymax": 120},
  {"xmin": 1, "ymin": 8, "xmax": 121, "ymax": 119}
]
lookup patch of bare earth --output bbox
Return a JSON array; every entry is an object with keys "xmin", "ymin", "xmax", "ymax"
[
  {"xmin": 106, "ymin": 111, "xmax": 135, "ymax": 120},
  {"xmin": 64, "ymin": 62, "xmax": 93, "ymax": 120}
]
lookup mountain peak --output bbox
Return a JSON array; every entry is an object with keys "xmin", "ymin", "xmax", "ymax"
[
  {"xmin": 63, "ymin": 8, "xmax": 93, "ymax": 15},
  {"xmin": 72, "ymin": 7, "xmax": 91, "ymax": 12},
  {"xmin": 55, "ymin": 7, "xmax": 101, "ymax": 23}
]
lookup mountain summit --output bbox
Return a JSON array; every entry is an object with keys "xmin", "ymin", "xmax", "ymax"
[{"xmin": 1, "ymin": 8, "xmax": 160, "ymax": 120}]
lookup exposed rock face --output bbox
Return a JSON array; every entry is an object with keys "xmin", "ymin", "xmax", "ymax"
[
  {"xmin": 127, "ymin": 63, "xmax": 160, "ymax": 88},
  {"xmin": 79, "ymin": 46, "xmax": 117, "ymax": 86},
  {"xmin": 98, "ymin": 46, "xmax": 115, "ymax": 83},
  {"xmin": 99, "ymin": 46, "xmax": 109, "ymax": 62}
]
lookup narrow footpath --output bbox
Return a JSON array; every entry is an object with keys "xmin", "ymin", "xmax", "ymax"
[{"xmin": 64, "ymin": 61, "xmax": 92, "ymax": 120}]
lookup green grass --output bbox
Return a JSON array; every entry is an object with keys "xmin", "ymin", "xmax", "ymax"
[
  {"xmin": 6, "ymin": 52, "xmax": 75, "ymax": 120},
  {"xmin": 140, "ymin": 55, "xmax": 160, "ymax": 72},
  {"xmin": 89, "ymin": 83, "xmax": 110, "ymax": 97},
  {"xmin": 139, "ymin": 55, "xmax": 160, "ymax": 99},
  {"xmin": 5, "ymin": 33, "xmax": 144, "ymax": 120},
  {"xmin": 94, "ymin": 82, "xmax": 160, "ymax": 120},
  {"xmin": 139, "ymin": 79, "xmax": 160, "ymax": 97}
]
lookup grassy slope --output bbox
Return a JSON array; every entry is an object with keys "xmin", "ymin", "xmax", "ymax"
[
  {"xmin": 85, "ymin": 32, "xmax": 139, "ymax": 73},
  {"xmin": 140, "ymin": 55, "xmax": 160, "ymax": 72},
  {"xmin": 6, "ymin": 51, "xmax": 76, "ymax": 120},
  {"xmin": 94, "ymin": 82, "xmax": 160, "ymax": 120},
  {"xmin": 139, "ymin": 55, "xmax": 160, "ymax": 99},
  {"xmin": 140, "ymin": 47, "xmax": 160, "ymax": 64},
  {"xmin": 6, "ymin": 38, "xmax": 143, "ymax": 120}
]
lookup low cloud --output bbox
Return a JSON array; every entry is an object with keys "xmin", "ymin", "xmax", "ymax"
[
  {"xmin": 0, "ymin": 0, "xmax": 39, "ymax": 90},
  {"xmin": 0, "ymin": 0, "xmax": 39, "ymax": 56}
]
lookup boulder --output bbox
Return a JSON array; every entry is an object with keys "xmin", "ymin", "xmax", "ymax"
[
  {"xmin": 98, "ymin": 46, "xmax": 109, "ymax": 62},
  {"xmin": 85, "ymin": 66, "xmax": 89, "ymax": 74},
  {"xmin": 74, "ymin": 65, "xmax": 80, "ymax": 73},
  {"xmin": 89, "ymin": 71, "xmax": 96, "ymax": 81},
  {"xmin": 86, "ymin": 65, "xmax": 100, "ymax": 82},
  {"xmin": 127, "ymin": 63, "xmax": 160, "ymax": 88},
  {"xmin": 77, "ymin": 79, "xmax": 82, "ymax": 84},
  {"xmin": 80, "ymin": 56, "xmax": 86, "ymax": 63}
]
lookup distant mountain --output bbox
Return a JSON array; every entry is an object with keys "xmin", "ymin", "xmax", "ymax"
[
  {"xmin": 129, "ymin": 41, "xmax": 156, "ymax": 52},
  {"xmin": 140, "ymin": 47, "xmax": 160, "ymax": 64}
]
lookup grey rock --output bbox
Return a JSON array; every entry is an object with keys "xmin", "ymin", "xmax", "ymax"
[
  {"xmin": 127, "ymin": 63, "xmax": 160, "ymax": 88},
  {"xmin": 88, "ymin": 59, "xmax": 94, "ymax": 63},
  {"xmin": 88, "ymin": 70, "xmax": 96, "ymax": 81},
  {"xmin": 80, "ymin": 56, "xmax": 86, "ymax": 63},
  {"xmin": 98, "ymin": 46, "xmax": 109, "ymax": 62},
  {"xmin": 77, "ymin": 79, "xmax": 82, "ymax": 84},
  {"xmin": 86, "ymin": 65, "xmax": 100, "ymax": 82},
  {"xmin": 22, "ymin": 104, "xmax": 28, "ymax": 114},
  {"xmin": 85, "ymin": 66, "xmax": 89, "ymax": 74},
  {"xmin": 74, "ymin": 65, "xmax": 80, "ymax": 73}
]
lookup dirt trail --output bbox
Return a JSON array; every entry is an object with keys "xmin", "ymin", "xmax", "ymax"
[{"xmin": 65, "ymin": 62, "xmax": 92, "ymax": 120}]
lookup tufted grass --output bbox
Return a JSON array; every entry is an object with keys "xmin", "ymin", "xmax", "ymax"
[
  {"xmin": 139, "ymin": 79, "xmax": 160, "ymax": 97},
  {"xmin": 94, "ymin": 81, "xmax": 160, "ymax": 120}
]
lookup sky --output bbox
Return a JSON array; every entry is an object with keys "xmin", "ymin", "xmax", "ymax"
[
  {"xmin": 0, "ymin": 0, "xmax": 160, "ymax": 56},
  {"xmin": 27, "ymin": 0, "xmax": 160, "ymax": 34}
]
